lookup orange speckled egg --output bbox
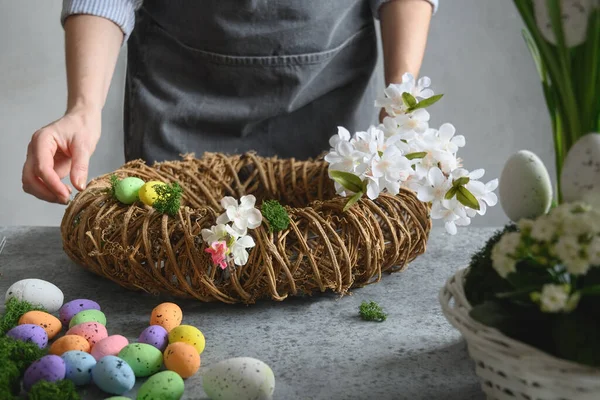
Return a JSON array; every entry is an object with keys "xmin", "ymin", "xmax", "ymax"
[
  {"xmin": 19, "ymin": 311, "xmax": 62, "ymax": 339},
  {"xmin": 150, "ymin": 302, "xmax": 182, "ymax": 332},
  {"xmin": 66, "ymin": 322, "xmax": 108, "ymax": 347},
  {"xmin": 50, "ymin": 335, "xmax": 91, "ymax": 355},
  {"xmin": 163, "ymin": 342, "xmax": 201, "ymax": 378}
]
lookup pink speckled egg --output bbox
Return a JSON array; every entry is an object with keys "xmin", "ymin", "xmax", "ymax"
[
  {"xmin": 66, "ymin": 322, "xmax": 108, "ymax": 347},
  {"xmin": 91, "ymin": 335, "xmax": 129, "ymax": 361}
]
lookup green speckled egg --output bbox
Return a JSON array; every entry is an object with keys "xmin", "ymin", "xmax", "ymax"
[
  {"xmin": 104, "ymin": 397, "xmax": 132, "ymax": 400},
  {"xmin": 115, "ymin": 177, "xmax": 145, "ymax": 204},
  {"xmin": 136, "ymin": 371, "xmax": 184, "ymax": 400},
  {"xmin": 118, "ymin": 343, "xmax": 163, "ymax": 378},
  {"xmin": 69, "ymin": 309, "xmax": 107, "ymax": 328}
]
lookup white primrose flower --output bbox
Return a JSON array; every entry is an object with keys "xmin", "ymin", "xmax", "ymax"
[
  {"xmin": 399, "ymin": 73, "xmax": 435, "ymax": 99},
  {"xmin": 530, "ymin": 215, "xmax": 557, "ymax": 242},
  {"xmin": 379, "ymin": 117, "xmax": 418, "ymax": 142},
  {"xmin": 395, "ymin": 109, "xmax": 430, "ymax": 136},
  {"xmin": 536, "ymin": 284, "xmax": 573, "ymax": 313},
  {"xmin": 374, "ymin": 73, "xmax": 434, "ymax": 117},
  {"xmin": 371, "ymin": 147, "xmax": 413, "ymax": 196},
  {"xmin": 324, "ymin": 140, "xmax": 366, "ymax": 175},
  {"xmin": 201, "ymin": 223, "xmax": 228, "ymax": 245},
  {"xmin": 587, "ymin": 236, "xmax": 600, "ymax": 266},
  {"xmin": 436, "ymin": 123, "xmax": 465, "ymax": 153},
  {"xmin": 416, "ymin": 167, "xmax": 453, "ymax": 204},
  {"xmin": 216, "ymin": 195, "xmax": 263, "ymax": 231},
  {"xmin": 491, "ymin": 232, "xmax": 522, "ymax": 278},
  {"xmin": 431, "ymin": 199, "xmax": 470, "ymax": 235},
  {"xmin": 329, "ymin": 126, "xmax": 351, "ymax": 148},
  {"xmin": 553, "ymin": 235, "xmax": 590, "ymax": 275}
]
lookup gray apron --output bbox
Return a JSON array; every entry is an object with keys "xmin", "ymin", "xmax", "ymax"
[{"xmin": 124, "ymin": 0, "xmax": 379, "ymax": 163}]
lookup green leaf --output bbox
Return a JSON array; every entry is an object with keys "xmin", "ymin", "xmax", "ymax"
[
  {"xmin": 409, "ymin": 94, "xmax": 444, "ymax": 111},
  {"xmin": 343, "ymin": 191, "xmax": 364, "ymax": 212},
  {"xmin": 496, "ymin": 285, "xmax": 543, "ymax": 299},
  {"xmin": 456, "ymin": 186, "xmax": 480, "ymax": 210},
  {"xmin": 444, "ymin": 187, "xmax": 458, "ymax": 200},
  {"xmin": 329, "ymin": 170, "xmax": 364, "ymax": 193},
  {"xmin": 453, "ymin": 176, "xmax": 470, "ymax": 187},
  {"xmin": 405, "ymin": 151, "xmax": 427, "ymax": 160},
  {"xmin": 377, "ymin": 151, "xmax": 383, "ymax": 157},
  {"xmin": 401, "ymin": 92, "xmax": 417, "ymax": 108}
]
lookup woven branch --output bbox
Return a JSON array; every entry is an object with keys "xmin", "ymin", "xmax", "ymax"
[{"xmin": 61, "ymin": 153, "xmax": 431, "ymax": 304}]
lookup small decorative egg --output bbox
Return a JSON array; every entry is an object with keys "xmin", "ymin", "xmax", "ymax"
[
  {"xmin": 19, "ymin": 310, "xmax": 62, "ymax": 339},
  {"xmin": 92, "ymin": 335, "xmax": 130, "ymax": 361},
  {"xmin": 59, "ymin": 299, "xmax": 101, "ymax": 325},
  {"xmin": 139, "ymin": 325, "xmax": 169, "ymax": 351},
  {"xmin": 136, "ymin": 371, "xmax": 184, "ymax": 400},
  {"xmin": 62, "ymin": 350, "xmax": 97, "ymax": 386},
  {"xmin": 69, "ymin": 309, "xmax": 107, "ymax": 328},
  {"xmin": 105, "ymin": 398, "xmax": 132, "ymax": 400},
  {"xmin": 139, "ymin": 181, "xmax": 165, "ymax": 206},
  {"xmin": 50, "ymin": 334, "xmax": 91, "ymax": 355},
  {"xmin": 168, "ymin": 325, "xmax": 205, "ymax": 354},
  {"xmin": 5, "ymin": 278, "xmax": 64, "ymax": 312},
  {"xmin": 67, "ymin": 321, "xmax": 109, "ymax": 347},
  {"xmin": 92, "ymin": 356, "xmax": 136, "ymax": 395},
  {"xmin": 118, "ymin": 343, "xmax": 163, "ymax": 377},
  {"xmin": 6, "ymin": 324, "xmax": 48, "ymax": 349},
  {"xmin": 499, "ymin": 150, "xmax": 553, "ymax": 222},
  {"xmin": 560, "ymin": 133, "xmax": 600, "ymax": 203},
  {"xmin": 164, "ymin": 342, "xmax": 201, "ymax": 378},
  {"xmin": 23, "ymin": 354, "xmax": 66, "ymax": 390},
  {"xmin": 150, "ymin": 302, "xmax": 183, "ymax": 333},
  {"xmin": 115, "ymin": 177, "xmax": 146, "ymax": 204},
  {"xmin": 203, "ymin": 357, "xmax": 275, "ymax": 400}
]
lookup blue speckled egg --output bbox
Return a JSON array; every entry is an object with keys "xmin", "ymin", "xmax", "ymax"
[
  {"xmin": 23, "ymin": 355, "xmax": 66, "ymax": 390},
  {"xmin": 138, "ymin": 325, "xmax": 169, "ymax": 351},
  {"xmin": 59, "ymin": 299, "xmax": 101, "ymax": 325},
  {"xmin": 92, "ymin": 356, "xmax": 136, "ymax": 395},
  {"xmin": 62, "ymin": 350, "xmax": 97, "ymax": 386},
  {"xmin": 6, "ymin": 324, "xmax": 48, "ymax": 349}
]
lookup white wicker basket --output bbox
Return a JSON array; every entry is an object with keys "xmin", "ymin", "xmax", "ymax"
[{"xmin": 440, "ymin": 268, "xmax": 600, "ymax": 400}]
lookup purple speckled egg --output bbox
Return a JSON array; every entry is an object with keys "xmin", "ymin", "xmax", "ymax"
[
  {"xmin": 23, "ymin": 355, "xmax": 66, "ymax": 390},
  {"xmin": 6, "ymin": 324, "xmax": 49, "ymax": 349},
  {"xmin": 59, "ymin": 299, "xmax": 101, "ymax": 325},
  {"xmin": 138, "ymin": 325, "xmax": 169, "ymax": 351}
]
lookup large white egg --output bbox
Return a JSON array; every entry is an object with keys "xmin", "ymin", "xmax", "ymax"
[
  {"xmin": 203, "ymin": 357, "xmax": 275, "ymax": 400},
  {"xmin": 560, "ymin": 133, "xmax": 600, "ymax": 203},
  {"xmin": 499, "ymin": 150, "xmax": 553, "ymax": 222},
  {"xmin": 5, "ymin": 279, "xmax": 64, "ymax": 312}
]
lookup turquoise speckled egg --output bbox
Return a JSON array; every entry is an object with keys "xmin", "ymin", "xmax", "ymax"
[
  {"xmin": 115, "ymin": 177, "xmax": 145, "ymax": 204},
  {"xmin": 92, "ymin": 356, "xmax": 136, "ymax": 395},
  {"xmin": 136, "ymin": 371, "xmax": 184, "ymax": 400},
  {"xmin": 62, "ymin": 350, "xmax": 97, "ymax": 386}
]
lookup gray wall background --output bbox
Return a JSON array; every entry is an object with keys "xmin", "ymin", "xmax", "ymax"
[{"xmin": 0, "ymin": 0, "xmax": 554, "ymax": 227}]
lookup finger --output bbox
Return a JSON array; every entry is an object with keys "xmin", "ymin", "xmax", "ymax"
[
  {"xmin": 30, "ymin": 132, "xmax": 71, "ymax": 202},
  {"xmin": 69, "ymin": 142, "xmax": 90, "ymax": 191},
  {"xmin": 22, "ymin": 161, "xmax": 63, "ymax": 204}
]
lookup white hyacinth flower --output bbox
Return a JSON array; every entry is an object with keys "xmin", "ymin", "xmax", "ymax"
[
  {"xmin": 216, "ymin": 195, "xmax": 263, "ymax": 231},
  {"xmin": 431, "ymin": 199, "xmax": 470, "ymax": 235},
  {"xmin": 416, "ymin": 167, "xmax": 453, "ymax": 204},
  {"xmin": 533, "ymin": 0, "xmax": 595, "ymax": 47},
  {"xmin": 225, "ymin": 224, "xmax": 256, "ymax": 266},
  {"xmin": 399, "ymin": 73, "xmax": 435, "ymax": 99},
  {"xmin": 329, "ymin": 126, "xmax": 352, "ymax": 148},
  {"xmin": 395, "ymin": 109, "xmax": 430, "ymax": 136},
  {"xmin": 324, "ymin": 140, "xmax": 365, "ymax": 175}
]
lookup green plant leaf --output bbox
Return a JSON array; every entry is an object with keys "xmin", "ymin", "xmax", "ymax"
[
  {"xmin": 329, "ymin": 170, "xmax": 364, "ymax": 193},
  {"xmin": 444, "ymin": 187, "xmax": 458, "ymax": 200},
  {"xmin": 405, "ymin": 151, "xmax": 427, "ymax": 160},
  {"xmin": 456, "ymin": 186, "xmax": 480, "ymax": 210},
  {"xmin": 409, "ymin": 94, "xmax": 444, "ymax": 111},
  {"xmin": 453, "ymin": 176, "xmax": 470, "ymax": 187},
  {"xmin": 402, "ymin": 92, "xmax": 417, "ymax": 108},
  {"xmin": 343, "ymin": 191, "xmax": 364, "ymax": 212}
]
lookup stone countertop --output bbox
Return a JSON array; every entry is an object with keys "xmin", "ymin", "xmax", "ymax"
[{"xmin": 0, "ymin": 226, "xmax": 499, "ymax": 400}]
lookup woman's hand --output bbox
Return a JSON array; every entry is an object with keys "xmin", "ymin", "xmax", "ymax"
[{"xmin": 22, "ymin": 107, "xmax": 101, "ymax": 204}]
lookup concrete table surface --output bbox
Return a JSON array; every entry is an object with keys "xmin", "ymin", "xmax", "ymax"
[{"xmin": 0, "ymin": 226, "xmax": 499, "ymax": 400}]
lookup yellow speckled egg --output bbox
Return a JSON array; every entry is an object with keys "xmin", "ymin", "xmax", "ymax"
[
  {"xmin": 150, "ymin": 302, "xmax": 182, "ymax": 332},
  {"xmin": 138, "ymin": 181, "xmax": 165, "ymax": 206},
  {"xmin": 19, "ymin": 311, "xmax": 63, "ymax": 340},
  {"xmin": 50, "ymin": 334, "xmax": 91, "ymax": 355},
  {"xmin": 164, "ymin": 342, "xmax": 201, "ymax": 378},
  {"xmin": 168, "ymin": 325, "xmax": 205, "ymax": 354}
]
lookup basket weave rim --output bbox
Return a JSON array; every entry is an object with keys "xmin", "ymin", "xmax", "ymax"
[{"xmin": 439, "ymin": 267, "xmax": 600, "ymax": 379}]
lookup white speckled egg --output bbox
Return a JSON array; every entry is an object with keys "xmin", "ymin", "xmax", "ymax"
[
  {"xmin": 5, "ymin": 279, "xmax": 64, "ymax": 312},
  {"xmin": 499, "ymin": 150, "xmax": 553, "ymax": 222},
  {"xmin": 560, "ymin": 133, "xmax": 600, "ymax": 202},
  {"xmin": 203, "ymin": 357, "xmax": 275, "ymax": 400}
]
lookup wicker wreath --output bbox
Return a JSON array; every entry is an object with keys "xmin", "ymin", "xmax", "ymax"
[{"xmin": 60, "ymin": 153, "xmax": 431, "ymax": 304}]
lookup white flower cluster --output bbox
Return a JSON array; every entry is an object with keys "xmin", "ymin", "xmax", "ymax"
[
  {"xmin": 201, "ymin": 195, "xmax": 262, "ymax": 268},
  {"xmin": 491, "ymin": 202, "xmax": 600, "ymax": 313},
  {"xmin": 325, "ymin": 73, "xmax": 498, "ymax": 234}
]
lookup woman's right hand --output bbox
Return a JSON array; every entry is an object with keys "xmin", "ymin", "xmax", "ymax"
[{"xmin": 22, "ymin": 107, "xmax": 101, "ymax": 204}]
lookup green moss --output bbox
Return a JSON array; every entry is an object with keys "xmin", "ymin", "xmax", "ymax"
[
  {"xmin": 359, "ymin": 301, "xmax": 387, "ymax": 322},
  {"xmin": 27, "ymin": 380, "xmax": 81, "ymax": 400},
  {"xmin": 0, "ymin": 336, "xmax": 47, "ymax": 371},
  {"xmin": 0, "ymin": 297, "xmax": 47, "ymax": 336},
  {"xmin": 153, "ymin": 182, "xmax": 183, "ymax": 217},
  {"xmin": 109, "ymin": 174, "xmax": 120, "ymax": 199},
  {"xmin": 463, "ymin": 224, "xmax": 517, "ymax": 306},
  {"xmin": 0, "ymin": 361, "xmax": 20, "ymax": 399},
  {"xmin": 261, "ymin": 200, "xmax": 290, "ymax": 232}
]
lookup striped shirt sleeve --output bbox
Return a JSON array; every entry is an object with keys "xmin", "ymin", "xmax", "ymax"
[
  {"xmin": 61, "ymin": 0, "xmax": 144, "ymax": 42},
  {"xmin": 371, "ymin": 0, "xmax": 438, "ymax": 19}
]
